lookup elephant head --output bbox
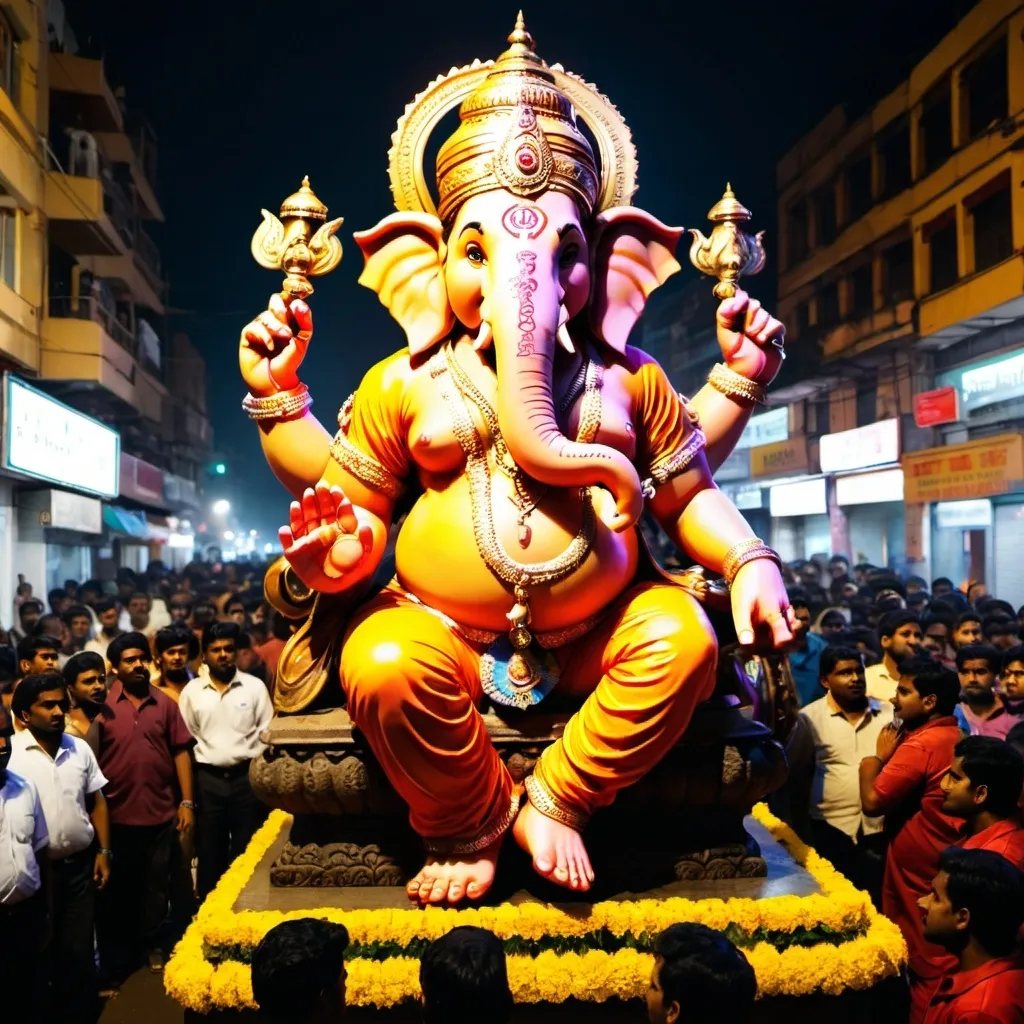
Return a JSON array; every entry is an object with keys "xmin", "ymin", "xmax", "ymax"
[{"xmin": 353, "ymin": 18, "xmax": 683, "ymax": 531}]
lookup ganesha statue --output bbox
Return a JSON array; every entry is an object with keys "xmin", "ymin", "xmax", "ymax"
[{"xmin": 240, "ymin": 16, "xmax": 794, "ymax": 905}]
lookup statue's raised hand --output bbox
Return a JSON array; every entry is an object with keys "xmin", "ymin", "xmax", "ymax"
[
  {"xmin": 279, "ymin": 483, "xmax": 375, "ymax": 594},
  {"xmin": 240, "ymin": 294, "xmax": 313, "ymax": 397},
  {"xmin": 715, "ymin": 288, "xmax": 785, "ymax": 388}
]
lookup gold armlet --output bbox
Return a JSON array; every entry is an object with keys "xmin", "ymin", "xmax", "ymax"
[
  {"xmin": 328, "ymin": 430, "xmax": 404, "ymax": 501},
  {"xmin": 242, "ymin": 384, "xmax": 313, "ymax": 421},
  {"xmin": 707, "ymin": 363, "xmax": 766, "ymax": 406},
  {"xmin": 647, "ymin": 426, "xmax": 708, "ymax": 486},
  {"xmin": 722, "ymin": 539, "xmax": 782, "ymax": 586}
]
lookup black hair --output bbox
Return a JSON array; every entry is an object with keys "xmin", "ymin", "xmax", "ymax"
[
  {"xmin": 47, "ymin": 588, "xmax": 66, "ymax": 609},
  {"xmin": 955, "ymin": 644, "xmax": 1001, "ymax": 674},
  {"xmin": 106, "ymin": 632, "xmax": 152, "ymax": 668},
  {"xmin": 11, "ymin": 671, "xmax": 68, "ymax": 720},
  {"xmin": 155, "ymin": 624, "xmax": 199, "ymax": 658},
  {"xmin": 202, "ymin": 620, "xmax": 242, "ymax": 651},
  {"xmin": 819, "ymin": 645, "xmax": 863, "ymax": 680},
  {"xmin": 18, "ymin": 598, "xmax": 44, "ymax": 619},
  {"xmin": 828, "ymin": 554, "xmax": 849, "ymax": 566},
  {"xmin": 420, "ymin": 926, "xmax": 513, "ymax": 1024},
  {"xmin": 955, "ymin": 611, "xmax": 983, "ymax": 629},
  {"xmin": 94, "ymin": 597, "xmax": 118, "ymax": 615},
  {"xmin": 932, "ymin": 577, "xmax": 955, "ymax": 590},
  {"xmin": 250, "ymin": 918, "xmax": 350, "ymax": 1024},
  {"xmin": 0, "ymin": 646, "xmax": 16, "ymax": 685},
  {"xmin": 81, "ymin": 579, "xmax": 103, "ymax": 595},
  {"xmin": 654, "ymin": 922, "xmax": 756, "ymax": 1023},
  {"xmin": 62, "ymin": 603, "xmax": 92, "ymax": 626},
  {"xmin": 63, "ymin": 651, "xmax": 106, "ymax": 688},
  {"xmin": 32, "ymin": 614, "xmax": 65, "ymax": 638},
  {"xmin": 789, "ymin": 596, "xmax": 809, "ymax": 612},
  {"xmin": 900, "ymin": 656, "xmax": 961, "ymax": 716},
  {"xmin": 938, "ymin": 846, "xmax": 1024, "ymax": 957},
  {"xmin": 954, "ymin": 736, "xmax": 1024, "ymax": 818},
  {"xmin": 128, "ymin": 591, "xmax": 151, "ymax": 606},
  {"xmin": 877, "ymin": 609, "xmax": 921, "ymax": 641},
  {"xmin": 922, "ymin": 610, "xmax": 955, "ymax": 633},
  {"xmin": 1002, "ymin": 644, "xmax": 1024, "ymax": 672},
  {"xmin": 16, "ymin": 634, "xmax": 60, "ymax": 664}
]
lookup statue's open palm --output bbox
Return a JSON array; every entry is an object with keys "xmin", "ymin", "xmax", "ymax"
[{"xmin": 279, "ymin": 483, "xmax": 374, "ymax": 593}]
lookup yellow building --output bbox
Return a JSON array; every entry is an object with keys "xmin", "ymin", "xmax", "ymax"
[{"xmin": 768, "ymin": 0, "xmax": 1024, "ymax": 594}]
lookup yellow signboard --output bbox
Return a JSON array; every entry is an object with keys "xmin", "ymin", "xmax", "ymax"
[
  {"xmin": 750, "ymin": 437, "xmax": 809, "ymax": 478},
  {"xmin": 901, "ymin": 433, "xmax": 1024, "ymax": 503}
]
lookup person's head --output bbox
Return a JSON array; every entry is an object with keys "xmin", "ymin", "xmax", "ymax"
[
  {"xmin": 919, "ymin": 847, "xmax": 1024, "ymax": 958},
  {"xmin": 169, "ymin": 593, "xmax": 193, "ymax": 623},
  {"xmin": 0, "ymin": 646, "xmax": 16, "ymax": 690},
  {"xmin": 983, "ymin": 617, "xmax": 1019, "ymax": 651},
  {"xmin": 106, "ymin": 632, "xmax": 152, "ymax": 689},
  {"xmin": 790, "ymin": 598, "xmax": 810, "ymax": 635},
  {"xmin": 63, "ymin": 604, "xmax": 93, "ymax": 643},
  {"xmin": 819, "ymin": 646, "xmax": 866, "ymax": 711},
  {"xmin": 922, "ymin": 611, "xmax": 953, "ymax": 649},
  {"xmin": 920, "ymin": 634, "xmax": 945, "ymax": 661},
  {"xmin": 203, "ymin": 620, "xmax": 241, "ymax": 682},
  {"xmin": 906, "ymin": 575, "xmax": 928, "ymax": 595},
  {"xmin": 33, "ymin": 613, "xmax": 70, "ymax": 650},
  {"xmin": 11, "ymin": 671, "xmax": 68, "ymax": 736},
  {"xmin": 17, "ymin": 598, "xmax": 44, "ymax": 632},
  {"xmin": 932, "ymin": 577, "xmax": 955, "ymax": 599},
  {"xmin": 877, "ymin": 610, "xmax": 922, "ymax": 667},
  {"xmin": 251, "ymin": 918, "xmax": 349, "ymax": 1024},
  {"xmin": 827, "ymin": 555, "xmax": 849, "ymax": 579},
  {"xmin": 647, "ymin": 922, "xmax": 756, "ymax": 1024},
  {"xmin": 192, "ymin": 601, "xmax": 217, "ymax": 629},
  {"xmin": 63, "ymin": 651, "xmax": 108, "ymax": 710},
  {"xmin": 47, "ymin": 588, "xmax": 70, "ymax": 616},
  {"xmin": 80, "ymin": 579, "xmax": 102, "ymax": 608},
  {"xmin": 966, "ymin": 581, "xmax": 988, "ymax": 605},
  {"xmin": 1001, "ymin": 644, "xmax": 1024, "ymax": 701},
  {"xmin": 420, "ymin": 926, "xmax": 512, "ymax": 1024},
  {"xmin": 94, "ymin": 597, "xmax": 121, "ymax": 636},
  {"xmin": 155, "ymin": 625, "xmax": 197, "ymax": 684},
  {"xmin": 817, "ymin": 609, "xmax": 848, "ymax": 637},
  {"xmin": 952, "ymin": 611, "xmax": 984, "ymax": 650},
  {"xmin": 224, "ymin": 597, "xmax": 248, "ymax": 627},
  {"xmin": 115, "ymin": 568, "xmax": 137, "ymax": 602},
  {"xmin": 17, "ymin": 635, "xmax": 60, "ymax": 677},
  {"xmin": 955, "ymin": 644, "xmax": 1001, "ymax": 702},
  {"xmin": 127, "ymin": 591, "xmax": 151, "ymax": 629},
  {"xmin": 906, "ymin": 591, "xmax": 929, "ymax": 615},
  {"xmin": 893, "ymin": 656, "xmax": 961, "ymax": 727},
  {"xmin": 941, "ymin": 736, "xmax": 1024, "ymax": 821}
]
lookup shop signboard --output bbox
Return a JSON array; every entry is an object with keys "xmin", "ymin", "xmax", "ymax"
[
  {"xmin": 913, "ymin": 386, "xmax": 960, "ymax": 428},
  {"xmin": 120, "ymin": 452, "xmax": 165, "ymax": 507},
  {"xmin": 936, "ymin": 351, "xmax": 1024, "ymax": 416},
  {"xmin": 819, "ymin": 419, "xmax": 900, "ymax": 474},
  {"xmin": 1, "ymin": 374, "xmax": 119, "ymax": 498},
  {"xmin": 902, "ymin": 433, "xmax": 1024, "ymax": 504},
  {"xmin": 750, "ymin": 437, "xmax": 809, "ymax": 478},
  {"xmin": 734, "ymin": 407, "xmax": 789, "ymax": 451}
]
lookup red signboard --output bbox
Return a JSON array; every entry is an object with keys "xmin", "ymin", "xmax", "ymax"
[{"xmin": 914, "ymin": 386, "xmax": 960, "ymax": 428}]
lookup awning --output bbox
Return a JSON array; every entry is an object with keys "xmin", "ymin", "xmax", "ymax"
[{"xmin": 103, "ymin": 504, "xmax": 149, "ymax": 538}]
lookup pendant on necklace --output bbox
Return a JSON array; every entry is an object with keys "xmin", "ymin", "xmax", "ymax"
[{"xmin": 518, "ymin": 521, "xmax": 532, "ymax": 548}]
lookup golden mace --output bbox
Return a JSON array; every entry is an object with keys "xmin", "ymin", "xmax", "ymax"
[
  {"xmin": 688, "ymin": 184, "xmax": 765, "ymax": 299},
  {"xmin": 251, "ymin": 177, "xmax": 343, "ymax": 300}
]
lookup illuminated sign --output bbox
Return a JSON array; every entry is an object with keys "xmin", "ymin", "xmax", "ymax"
[
  {"xmin": 819, "ymin": 419, "xmax": 900, "ymax": 474},
  {"xmin": 937, "ymin": 351, "xmax": 1024, "ymax": 416},
  {"xmin": 734, "ymin": 407, "xmax": 789, "ymax": 451}
]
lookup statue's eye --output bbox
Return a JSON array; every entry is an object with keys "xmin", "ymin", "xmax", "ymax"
[
  {"xmin": 559, "ymin": 243, "xmax": 580, "ymax": 269},
  {"xmin": 466, "ymin": 243, "xmax": 486, "ymax": 266}
]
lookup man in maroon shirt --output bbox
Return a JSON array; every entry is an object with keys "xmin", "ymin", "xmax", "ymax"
[
  {"xmin": 919, "ymin": 847, "xmax": 1024, "ymax": 1023},
  {"xmin": 860, "ymin": 656, "xmax": 963, "ymax": 1022},
  {"xmin": 94, "ymin": 631, "xmax": 194, "ymax": 980}
]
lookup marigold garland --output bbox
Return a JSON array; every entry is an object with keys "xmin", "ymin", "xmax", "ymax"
[{"xmin": 164, "ymin": 805, "xmax": 908, "ymax": 1012}]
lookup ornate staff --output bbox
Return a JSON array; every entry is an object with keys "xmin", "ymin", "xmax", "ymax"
[
  {"xmin": 251, "ymin": 176, "xmax": 344, "ymax": 300},
  {"xmin": 688, "ymin": 184, "xmax": 765, "ymax": 299}
]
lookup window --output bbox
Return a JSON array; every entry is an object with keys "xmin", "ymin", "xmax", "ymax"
[
  {"xmin": 920, "ymin": 78, "xmax": 952, "ymax": 175},
  {"xmin": 878, "ymin": 118, "xmax": 911, "ymax": 198},
  {"xmin": 847, "ymin": 155, "xmax": 873, "ymax": 222},
  {"xmin": 786, "ymin": 199, "xmax": 809, "ymax": 267},
  {"xmin": 882, "ymin": 239, "xmax": 914, "ymax": 304},
  {"xmin": 970, "ymin": 174, "xmax": 1013, "ymax": 272},
  {"xmin": 818, "ymin": 281, "xmax": 840, "ymax": 328},
  {"xmin": 964, "ymin": 35, "xmax": 1008, "ymax": 140},
  {"xmin": 0, "ymin": 13, "xmax": 18, "ymax": 107},
  {"xmin": 0, "ymin": 207, "xmax": 16, "ymax": 289},
  {"xmin": 925, "ymin": 210, "xmax": 958, "ymax": 293},
  {"xmin": 850, "ymin": 262, "xmax": 874, "ymax": 318},
  {"xmin": 856, "ymin": 385, "xmax": 877, "ymax": 428},
  {"xmin": 814, "ymin": 181, "xmax": 837, "ymax": 247}
]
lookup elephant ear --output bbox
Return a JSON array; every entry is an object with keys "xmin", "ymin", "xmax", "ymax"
[
  {"xmin": 589, "ymin": 208, "xmax": 685, "ymax": 353},
  {"xmin": 354, "ymin": 212, "xmax": 455, "ymax": 356}
]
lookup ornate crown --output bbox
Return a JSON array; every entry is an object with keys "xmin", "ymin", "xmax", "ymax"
[{"xmin": 388, "ymin": 13, "xmax": 637, "ymax": 223}]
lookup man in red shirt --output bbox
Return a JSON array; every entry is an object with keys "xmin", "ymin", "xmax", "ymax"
[
  {"xmin": 941, "ymin": 736, "xmax": 1024, "ymax": 870},
  {"xmin": 94, "ymin": 631, "xmax": 194, "ymax": 981},
  {"xmin": 860, "ymin": 656, "xmax": 963, "ymax": 1022},
  {"xmin": 919, "ymin": 847, "xmax": 1024, "ymax": 1023}
]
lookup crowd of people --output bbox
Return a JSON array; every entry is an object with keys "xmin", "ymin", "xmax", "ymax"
[{"xmin": 3, "ymin": 553, "xmax": 1024, "ymax": 1021}]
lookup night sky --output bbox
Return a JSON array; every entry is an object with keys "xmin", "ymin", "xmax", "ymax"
[{"xmin": 63, "ymin": 0, "xmax": 970, "ymax": 540}]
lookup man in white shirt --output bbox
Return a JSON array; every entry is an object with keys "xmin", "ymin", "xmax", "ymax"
[
  {"xmin": 801, "ymin": 645, "xmax": 893, "ymax": 904},
  {"xmin": 864, "ymin": 610, "xmax": 923, "ymax": 701},
  {"xmin": 84, "ymin": 597, "xmax": 124, "ymax": 663},
  {"xmin": 0, "ymin": 701, "xmax": 51, "ymax": 1009},
  {"xmin": 9, "ymin": 672, "xmax": 111, "ymax": 1021},
  {"xmin": 180, "ymin": 621, "xmax": 272, "ymax": 898}
]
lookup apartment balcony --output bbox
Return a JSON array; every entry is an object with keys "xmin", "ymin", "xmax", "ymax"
[
  {"xmin": 820, "ymin": 299, "xmax": 917, "ymax": 360},
  {"xmin": 45, "ymin": 170, "xmax": 132, "ymax": 256},
  {"xmin": 48, "ymin": 52, "xmax": 123, "ymax": 134},
  {"xmin": 93, "ymin": 123, "xmax": 163, "ymax": 222}
]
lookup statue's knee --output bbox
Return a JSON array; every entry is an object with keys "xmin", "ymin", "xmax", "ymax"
[
  {"xmin": 643, "ymin": 589, "xmax": 718, "ymax": 670},
  {"xmin": 341, "ymin": 623, "xmax": 417, "ymax": 716}
]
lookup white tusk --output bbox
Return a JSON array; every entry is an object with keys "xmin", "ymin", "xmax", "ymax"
[
  {"xmin": 473, "ymin": 320, "xmax": 493, "ymax": 352},
  {"xmin": 557, "ymin": 322, "xmax": 575, "ymax": 353}
]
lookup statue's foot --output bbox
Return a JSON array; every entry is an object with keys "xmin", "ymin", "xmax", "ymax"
[
  {"xmin": 406, "ymin": 839, "xmax": 501, "ymax": 905},
  {"xmin": 513, "ymin": 798, "xmax": 593, "ymax": 891}
]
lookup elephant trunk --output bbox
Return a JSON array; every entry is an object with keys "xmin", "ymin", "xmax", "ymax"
[{"xmin": 492, "ymin": 248, "xmax": 643, "ymax": 532}]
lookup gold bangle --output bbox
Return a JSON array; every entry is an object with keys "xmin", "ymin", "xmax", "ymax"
[
  {"xmin": 242, "ymin": 384, "xmax": 313, "ymax": 421},
  {"xmin": 707, "ymin": 363, "xmax": 767, "ymax": 405},
  {"xmin": 722, "ymin": 539, "xmax": 781, "ymax": 586},
  {"xmin": 524, "ymin": 771, "xmax": 588, "ymax": 832}
]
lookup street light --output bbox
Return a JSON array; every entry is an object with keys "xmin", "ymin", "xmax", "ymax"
[
  {"xmin": 213, "ymin": 499, "xmax": 231, "ymax": 517},
  {"xmin": 223, "ymin": 530, "xmax": 235, "ymax": 541}
]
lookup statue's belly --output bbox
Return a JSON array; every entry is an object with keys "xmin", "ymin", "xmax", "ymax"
[{"xmin": 395, "ymin": 474, "xmax": 639, "ymax": 634}]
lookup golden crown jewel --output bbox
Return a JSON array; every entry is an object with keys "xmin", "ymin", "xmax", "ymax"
[{"xmin": 388, "ymin": 12, "xmax": 637, "ymax": 221}]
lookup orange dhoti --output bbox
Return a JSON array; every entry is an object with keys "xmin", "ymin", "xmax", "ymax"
[{"xmin": 340, "ymin": 580, "xmax": 718, "ymax": 852}]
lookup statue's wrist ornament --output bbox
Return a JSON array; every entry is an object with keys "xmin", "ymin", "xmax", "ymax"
[
  {"xmin": 708, "ymin": 363, "xmax": 766, "ymax": 405},
  {"xmin": 722, "ymin": 538, "xmax": 782, "ymax": 586},
  {"xmin": 242, "ymin": 384, "xmax": 313, "ymax": 421}
]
